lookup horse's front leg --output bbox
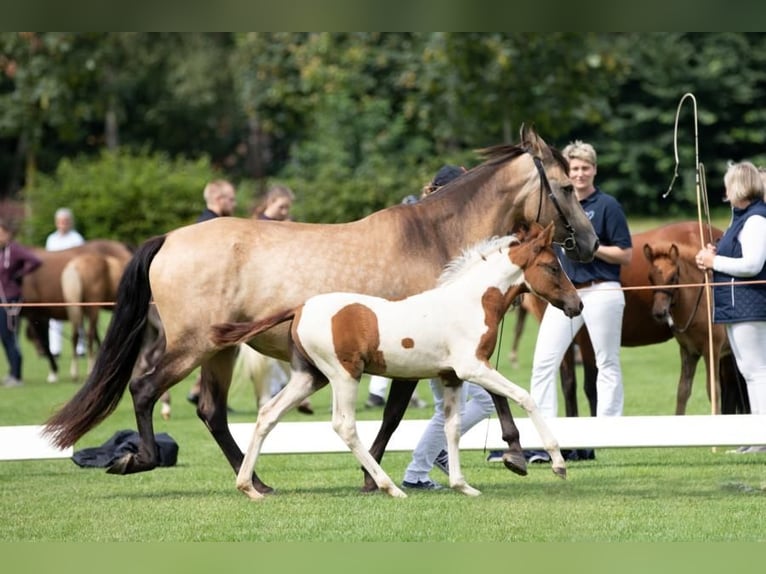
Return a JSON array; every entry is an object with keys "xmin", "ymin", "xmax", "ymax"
[
  {"xmin": 362, "ymin": 378, "xmax": 418, "ymax": 492},
  {"xmin": 488, "ymin": 392, "xmax": 527, "ymax": 476},
  {"xmin": 443, "ymin": 382, "xmax": 480, "ymax": 496},
  {"xmin": 676, "ymin": 345, "xmax": 700, "ymax": 415}
]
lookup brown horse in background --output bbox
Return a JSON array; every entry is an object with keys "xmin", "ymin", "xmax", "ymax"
[
  {"xmin": 22, "ymin": 240, "xmax": 132, "ymax": 383},
  {"xmin": 60, "ymin": 253, "xmax": 128, "ymax": 381},
  {"xmin": 43, "ymin": 126, "xmax": 599, "ymax": 496},
  {"xmin": 522, "ymin": 221, "xmax": 747, "ymax": 417},
  {"xmin": 643, "ymin": 241, "xmax": 746, "ymax": 414}
]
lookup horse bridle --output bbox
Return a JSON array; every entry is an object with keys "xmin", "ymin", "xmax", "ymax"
[
  {"xmin": 652, "ymin": 272, "xmax": 705, "ymax": 334},
  {"xmin": 529, "ymin": 153, "xmax": 578, "ymax": 253}
]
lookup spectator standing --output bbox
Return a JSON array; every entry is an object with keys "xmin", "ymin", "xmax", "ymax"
[
  {"xmin": 696, "ymin": 161, "xmax": 766, "ymax": 454},
  {"xmin": 524, "ymin": 140, "xmax": 632, "ymax": 463},
  {"xmin": 45, "ymin": 208, "xmax": 86, "ymax": 358},
  {"xmin": 0, "ymin": 219, "xmax": 42, "ymax": 387}
]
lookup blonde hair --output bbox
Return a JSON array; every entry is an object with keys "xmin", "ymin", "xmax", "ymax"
[
  {"xmin": 724, "ymin": 161, "xmax": 765, "ymax": 204},
  {"xmin": 252, "ymin": 184, "xmax": 295, "ymax": 218},
  {"xmin": 562, "ymin": 140, "xmax": 597, "ymax": 166},
  {"xmin": 203, "ymin": 180, "xmax": 235, "ymax": 204}
]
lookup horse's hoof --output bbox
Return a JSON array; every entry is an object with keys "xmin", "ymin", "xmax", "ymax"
[
  {"xmin": 160, "ymin": 404, "xmax": 171, "ymax": 421},
  {"xmin": 106, "ymin": 454, "xmax": 134, "ymax": 475},
  {"xmin": 46, "ymin": 373, "xmax": 58, "ymax": 384},
  {"xmin": 552, "ymin": 465, "xmax": 567, "ymax": 480},
  {"xmin": 503, "ymin": 453, "xmax": 528, "ymax": 476},
  {"xmin": 253, "ymin": 481, "xmax": 275, "ymax": 495}
]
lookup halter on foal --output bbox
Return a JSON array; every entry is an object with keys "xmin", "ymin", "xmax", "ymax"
[{"xmin": 211, "ymin": 222, "xmax": 582, "ymax": 499}]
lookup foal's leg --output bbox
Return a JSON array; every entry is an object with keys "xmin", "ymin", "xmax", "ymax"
[
  {"xmin": 362, "ymin": 378, "xmax": 418, "ymax": 492},
  {"xmin": 236, "ymin": 368, "xmax": 317, "ymax": 500},
  {"xmin": 459, "ymin": 364, "xmax": 566, "ymax": 479},
  {"xmin": 331, "ymin": 374, "xmax": 406, "ymax": 498},
  {"xmin": 675, "ymin": 346, "xmax": 700, "ymax": 415},
  {"xmin": 442, "ymin": 383, "xmax": 480, "ymax": 496}
]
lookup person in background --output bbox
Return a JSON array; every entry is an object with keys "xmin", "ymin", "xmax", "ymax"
[
  {"xmin": 398, "ymin": 164, "xmax": 497, "ymax": 490},
  {"xmin": 186, "ymin": 180, "xmax": 237, "ymax": 406},
  {"xmin": 252, "ymin": 184, "xmax": 294, "ymax": 221},
  {"xmin": 523, "ymin": 140, "xmax": 632, "ymax": 464},
  {"xmin": 250, "ymin": 183, "xmax": 313, "ymax": 415},
  {"xmin": 0, "ymin": 218, "xmax": 42, "ymax": 387},
  {"xmin": 696, "ymin": 161, "xmax": 766, "ymax": 454},
  {"xmin": 45, "ymin": 207, "xmax": 86, "ymax": 358}
]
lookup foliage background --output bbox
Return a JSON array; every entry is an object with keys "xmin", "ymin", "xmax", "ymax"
[{"xmin": 1, "ymin": 33, "xmax": 765, "ymax": 245}]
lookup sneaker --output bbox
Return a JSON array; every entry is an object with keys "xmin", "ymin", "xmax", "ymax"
[
  {"xmin": 523, "ymin": 450, "xmax": 551, "ymax": 464},
  {"xmin": 3, "ymin": 376, "xmax": 23, "ymax": 388},
  {"xmin": 433, "ymin": 449, "xmax": 449, "ymax": 475},
  {"xmin": 486, "ymin": 450, "xmax": 505, "ymax": 463},
  {"xmin": 365, "ymin": 393, "xmax": 385, "ymax": 408},
  {"xmin": 409, "ymin": 396, "xmax": 427, "ymax": 408},
  {"xmin": 401, "ymin": 479, "xmax": 442, "ymax": 490},
  {"xmin": 727, "ymin": 445, "xmax": 766, "ymax": 454}
]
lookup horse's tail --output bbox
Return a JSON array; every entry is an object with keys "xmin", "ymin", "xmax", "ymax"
[
  {"xmin": 43, "ymin": 234, "xmax": 167, "ymax": 449},
  {"xmin": 210, "ymin": 308, "xmax": 297, "ymax": 347}
]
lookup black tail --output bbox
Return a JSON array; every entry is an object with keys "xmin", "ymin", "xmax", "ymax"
[
  {"xmin": 210, "ymin": 308, "xmax": 297, "ymax": 347},
  {"xmin": 43, "ymin": 235, "xmax": 167, "ymax": 448}
]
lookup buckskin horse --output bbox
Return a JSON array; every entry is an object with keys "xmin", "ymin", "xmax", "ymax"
[
  {"xmin": 44, "ymin": 125, "xmax": 598, "ymax": 495},
  {"xmin": 211, "ymin": 223, "xmax": 579, "ymax": 499}
]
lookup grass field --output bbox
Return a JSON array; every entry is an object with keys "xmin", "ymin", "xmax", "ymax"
[{"xmin": 1, "ymin": 214, "xmax": 764, "ymax": 543}]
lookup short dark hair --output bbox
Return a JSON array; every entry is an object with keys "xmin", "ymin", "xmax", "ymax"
[{"xmin": 432, "ymin": 165, "xmax": 465, "ymax": 187}]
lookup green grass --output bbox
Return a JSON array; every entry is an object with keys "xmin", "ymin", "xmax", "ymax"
[
  {"xmin": 1, "ymin": 214, "xmax": 763, "ymax": 542},
  {"xmin": 1, "ymin": 306, "xmax": 764, "ymax": 542}
]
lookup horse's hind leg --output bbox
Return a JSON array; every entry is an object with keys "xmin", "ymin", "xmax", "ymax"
[
  {"xmin": 331, "ymin": 374, "xmax": 406, "ymax": 499},
  {"xmin": 194, "ymin": 347, "xmax": 272, "ymax": 494},
  {"xmin": 108, "ymin": 349, "xmax": 198, "ymax": 475},
  {"xmin": 236, "ymin": 367, "xmax": 318, "ymax": 500},
  {"xmin": 442, "ymin": 382, "xmax": 480, "ymax": 496},
  {"xmin": 362, "ymin": 378, "xmax": 418, "ymax": 492}
]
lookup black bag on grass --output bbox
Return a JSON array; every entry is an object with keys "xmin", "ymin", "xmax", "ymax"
[{"xmin": 71, "ymin": 429, "xmax": 178, "ymax": 468}]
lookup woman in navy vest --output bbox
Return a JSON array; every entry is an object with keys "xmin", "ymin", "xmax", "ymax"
[{"xmin": 696, "ymin": 161, "xmax": 766, "ymax": 454}]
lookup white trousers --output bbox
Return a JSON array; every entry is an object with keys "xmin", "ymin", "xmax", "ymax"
[
  {"xmin": 403, "ymin": 380, "xmax": 494, "ymax": 483},
  {"xmin": 529, "ymin": 281, "xmax": 625, "ymax": 419},
  {"xmin": 48, "ymin": 319, "xmax": 86, "ymax": 356},
  {"xmin": 368, "ymin": 374, "xmax": 390, "ymax": 399},
  {"xmin": 726, "ymin": 321, "xmax": 766, "ymax": 415}
]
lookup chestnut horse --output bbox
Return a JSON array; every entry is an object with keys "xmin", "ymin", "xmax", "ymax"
[
  {"xmin": 523, "ymin": 221, "xmax": 747, "ymax": 417},
  {"xmin": 60, "ymin": 253, "xmax": 128, "ymax": 381},
  {"xmin": 643, "ymin": 241, "xmax": 747, "ymax": 414},
  {"xmin": 211, "ymin": 223, "xmax": 579, "ymax": 499},
  {"xmin": 44, "ymin": 126, "xmax": 599, "ymax": 495},
  {"xmin": 22, "ymin": 240, "xmax": 133, "ymax": 383}
]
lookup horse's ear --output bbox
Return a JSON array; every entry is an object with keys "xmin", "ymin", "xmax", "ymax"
[
  {"xmin": 669, "ymin": 244, "xmax": 679, "ymax": 263},
  {"xmin": 642, "ymin": 243, "xmax": 653, "ymax": 262},
  {"xmin": 542, "ymin": 221, "xmax": 555, "ymax": 244},
  {"xmin": 519, "ymin": 123, "xmax": 550, "ymax": 159}
]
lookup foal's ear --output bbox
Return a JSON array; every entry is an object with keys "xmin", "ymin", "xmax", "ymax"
[
  {"xmin": 542, "ymin": 221, "xmax": 555, "ymax": 244},
  {"xmin": 642, "ymin": 243, "xmax": 654, "ymax": 262},
  {"xmin": 669, "ymin": 243, "xmax": 679, "ymax": 263}
]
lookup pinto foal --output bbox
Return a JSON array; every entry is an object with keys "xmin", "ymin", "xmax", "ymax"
[{"xmin": 211, "ymin": 222, "xmax": 582, "ymax": 500}]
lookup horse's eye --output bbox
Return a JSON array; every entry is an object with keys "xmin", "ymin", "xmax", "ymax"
[{"xmin": 562, "ymin": 184, "xmax": 574, "ymax": 194}]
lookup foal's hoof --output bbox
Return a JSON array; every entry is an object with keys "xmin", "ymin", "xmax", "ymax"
[
  {"xmin": 503, "ymin": 452, "xmax": 528, "ymax": 476},
  {"xmin": 552, "ymin": 465, "xmax": 567, "ymax": 480}
]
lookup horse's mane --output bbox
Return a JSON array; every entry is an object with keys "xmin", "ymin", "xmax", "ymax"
[
  {"xmin": 436, "ymin": 234, "xmax": 521, "ymax": 287},
  {"xmin": 418, "ymin": 143, "xmax": 567, "ymax": 201}
]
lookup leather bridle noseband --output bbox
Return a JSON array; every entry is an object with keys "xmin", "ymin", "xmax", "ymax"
[{"xmin": 529, "ymin": 153, "xmax": 578, "ymax": 253}]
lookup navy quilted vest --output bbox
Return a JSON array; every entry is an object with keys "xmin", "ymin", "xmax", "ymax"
[{"xmin": 712, "ymin": 200, "xmax": 766, "ymax": 323}]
